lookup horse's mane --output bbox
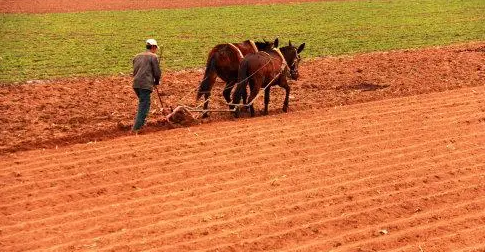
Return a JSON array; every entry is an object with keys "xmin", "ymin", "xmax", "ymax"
[
  {"xmin": 279, "ymin": 45, "xmax": 295, "ymax": 54},
  {"xmin": 254, "ymin": 41, "xmax": 273, "ymax": 51}
]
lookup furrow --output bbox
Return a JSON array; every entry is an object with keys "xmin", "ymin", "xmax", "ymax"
[
  {"xmin": 329, "ymin": 210, "xmax": 485, "ymax": 252},
  {"xmin": 98, "ymin": 178, "xmax": 485, "ymax": 252},
  {"xmin": 1, "ymin": 86, "xmax": 480, "ymax": 169},
  {"xmin": 454, "ymin": 245, "xmax": 485, "ymax": 252},
  {"xmin": 1, "ymin": 109, "xmax": 481, "ymax": 211},
  {"xmin": 285, "ymin": 200, "xmax": 485, "ymax": 252},
  {"xmin": 389, "ymin": 225, "xmax": 485, "ymax": 252},
  {"xmin": 2, "ymin": 127, "xmax": 482, "ymax": 226},
  {"xmin": 2, "ymin": 91, "xmax": 479, "ymax": 177},
  {"xmin": 30, "ymin": 169, "xmax": 485, "ymax": 252},
  {"xmin": 4, "ymin": 147, "xmax": 483, "ymax": 240},
  {"xmin": 2, "ymin": 103, "xmax": 478, "ymax": 198},
  {"xmin": 2, "ymin": 130, "xmax": 483, "ymax": 230}
]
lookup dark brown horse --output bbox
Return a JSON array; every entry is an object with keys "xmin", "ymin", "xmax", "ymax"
[
  {"xmin": 232, "ymin": 41, "xmax": 305, "ymax": 117},
  {"xmin": 196, "ymin": 39, "xmax": 278, "ymax": 116}
]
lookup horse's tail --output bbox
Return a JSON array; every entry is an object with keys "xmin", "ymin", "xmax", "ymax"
[
  {"xmin": 232, "ymin": 59, "xmax": 250, "ymax": 105},
  {"xmin": 196, "ymin": 49, "xmax": 218, "ymax": 101}
]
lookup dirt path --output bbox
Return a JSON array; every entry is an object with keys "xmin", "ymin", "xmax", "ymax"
[
  {"xmin": 1, "ymin": 42, "xmax": 484, "ymax": 155},
  {"xmin": 1, "ymin": 85, "xmax": 484, "ymax": 251},
  {"xmin": 0, "ymin": 0, "xmax": 343, "ymax": 14}
]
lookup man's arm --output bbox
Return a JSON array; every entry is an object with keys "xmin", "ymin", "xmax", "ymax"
[{"xmin": 152, "ymin": 55, "xmax": 162, "ymax": 86}]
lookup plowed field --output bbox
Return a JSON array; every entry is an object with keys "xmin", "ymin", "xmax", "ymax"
[
  {"xmin": 1, "ymin": 83, "xmax": 484, "ymax": 251},
  {"xmin": 1, "ymin": 43, "xmax": 484, "ymax": 155},
  {"xmin": 2, "ymin": 0, "xmax": 485, "ymax": 250}
]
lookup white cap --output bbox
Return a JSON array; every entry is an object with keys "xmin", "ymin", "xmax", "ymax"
[{"xmin": 146, "ymin": 38, "xmax": 158, "ymax": 47}]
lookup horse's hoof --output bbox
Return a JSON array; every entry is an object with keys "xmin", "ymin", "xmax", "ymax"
[
  {"xmin": 233, "ymin": 108, "xmax": 241, "ymax": 118},
  {"xmin": 201, "ymin": 113, "xmax": 209, "ymax": 119},
  {"xmin": 282, "ymin": 106, "xmax": 288, "ymax": 112}
]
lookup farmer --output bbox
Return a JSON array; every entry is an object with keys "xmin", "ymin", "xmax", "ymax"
[{"xmin": 132, "ymin": 38, "xmax": 162, "ymax": 133}]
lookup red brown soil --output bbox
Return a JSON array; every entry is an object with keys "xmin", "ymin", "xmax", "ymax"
[
  {"xmin": 0, "ymin": 0, "xmax": 346, "ymax": 14},
  {"xmin": 1, "ymin": 42, "xmax": 484, "ymax": 155},
  {"xmin": 1, "ymin": 40, "xmax": 485, "ymax": 252},
  {"xmin": 2, "ymin": 3, "xmax": 485, "ymax": 252},
  {"xmin": 1, "ymin": 82, "xmax": 484, "ymax": 251}
]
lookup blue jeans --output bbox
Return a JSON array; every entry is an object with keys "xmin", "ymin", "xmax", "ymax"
[{"xmin": 133, "ymin": 88, "xmax": 152, "ymax": 130}]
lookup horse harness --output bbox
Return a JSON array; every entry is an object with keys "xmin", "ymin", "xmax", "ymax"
[
  {"xmin": 227, "ymin": 40, "xmax": 260, "ymax": 62},
  {"xmin": 271, "ymin": 47, "xmax": 300, "ymax": 78},
  {"xmin": 225, "ymin": 48, "xmax": 291, "ymax": 108},
  {"xmin": 261, "ymin": 48, "xmax": 290, "ymax": 76},
  {"xmin": 227, "ymin": 43, "xmax": 244, "ymax": 61},
  {"xmin": 248, "ymin": 40, "xmax": 259, "ymax": 54},
  {"xmin": 240, "ymin": 48, "xmax": 290, "ymax": 107}
]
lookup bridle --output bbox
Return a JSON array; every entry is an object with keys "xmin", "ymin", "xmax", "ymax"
[{"xmin": 288, "ymin": 47, "xmax": 300, "ymax": 77}]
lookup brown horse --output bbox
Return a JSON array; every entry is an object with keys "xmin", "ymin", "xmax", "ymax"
[
  {"xmin": 196, "ymin": 38, "xmax": 278, "ymax": 117},
  {"xmin": 232, "ymin": 41, "xmax": 305, "ymax": 117}
]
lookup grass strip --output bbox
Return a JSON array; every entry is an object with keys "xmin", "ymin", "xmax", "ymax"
[{"xmin": 0, "ymin": 0, "xmax": 484, "ymax": 83}]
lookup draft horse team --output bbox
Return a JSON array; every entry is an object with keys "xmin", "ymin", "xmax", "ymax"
[
  {"xmin": 132, "ymin": 38, "xmax": 304, "ymax": 132},
  {"xmin": 196, "ymin": 38, "xmax": 305, "ymax": 117}
]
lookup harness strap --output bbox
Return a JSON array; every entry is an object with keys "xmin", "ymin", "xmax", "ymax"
[
  {"xmin": 273, "ymin": 48, "xmax": 288, "ymax": 72},
  {"xmin": 228, "ymin": 43, "xmax": 244, "ymax": 61},
  {"xmin": 227, "ymin": 49, "xmax": 288, "ymax": 108},
  {"xmin": 248, "ymin": 40, "xmax": 259, "ymax": 53},
  {"xmin": 260, "ymin": 49, "xmax": 288, "ymax": 72}
]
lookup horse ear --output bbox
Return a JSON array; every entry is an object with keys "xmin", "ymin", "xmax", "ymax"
[
  {"xmin": 273, "ymin": 38, "xmax": 279, "ymax": 48},
  {"xmin": 289, "ymin": 40, "xmax": 292, "ymax": 47},
  {"xmin": 297, "ymin": 43, "xmax": 306, "ymax": 53}
]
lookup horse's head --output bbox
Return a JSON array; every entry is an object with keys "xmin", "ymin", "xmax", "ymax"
[
  {"xmin": 255, "ymin": 38, "xmax": 279, "ymax": 51},
  {"xmin": 280, "ymin": 41, "xmax": 305, "ymax": 80}
]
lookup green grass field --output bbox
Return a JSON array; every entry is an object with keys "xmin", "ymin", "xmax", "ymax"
[{"xmin": 0, "ymin": 0, "xmax": 484, "ymax": 83}]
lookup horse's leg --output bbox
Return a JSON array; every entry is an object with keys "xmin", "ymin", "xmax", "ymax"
[
  {"xmin": 203, "ymin": 92, "xmax": 210, "ymax": 107},
  {"xmin": 279, "ymin": 79, "xmax": 290, "ymax": 112},
  {"xmin": 232, "ymin": 80, "xmax": 246, "ymax": 118},
  {"xmin": 241, "ymin": 86, "xmax": 248, "ymax": 112},
  {"xmin": 223, "ymin": 81, "xmax": 234, "ymax": 109},
  {"xmin": 200, "ymin": 93, "xmax": 210, "ymax": 118},
  {"xmin": 249, "ymin": 103, "xmax": 256, "ymax": 117},
  {"xmin": 200, "ymin": 73, "xmax": 217, "ymax": 118},
  {"xmin": 197, "ymin": 52, "xmax": 220, "ymax": 118},
  {"xmin": 226, "ymin": 79, "xmax": 247, "ymax": 111},
  {"xmin": 263, "ymin": 86, "xmax": 271, "ymax": 115},
  {"xmin": 247, "ymin": 79, "xmax": 259, "ymax": 117}
]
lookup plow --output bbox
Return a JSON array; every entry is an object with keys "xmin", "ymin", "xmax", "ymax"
[{"xmin": 153, "ymin": 85, "xmax": 238, "ymax": 125}]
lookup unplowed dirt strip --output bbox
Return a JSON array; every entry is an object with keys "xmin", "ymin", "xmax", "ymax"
[
  {"xmin": 0, "ymin": 0, "xmax": 340, "ymax": 14},
  {"xmin": 1, "ymin": 85, "xmax": 484, "ymax": 251}
]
